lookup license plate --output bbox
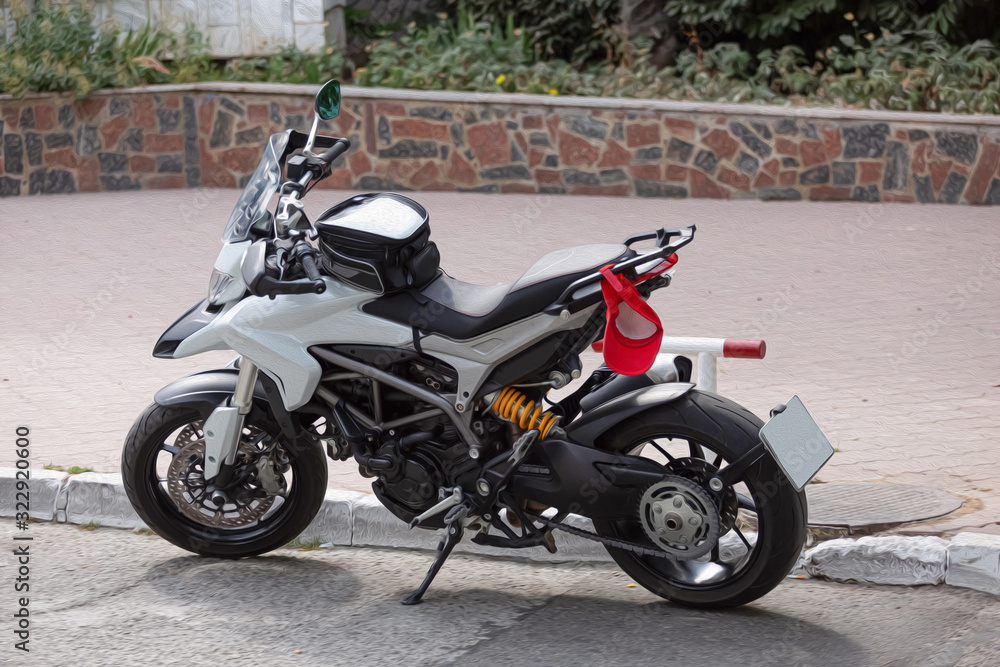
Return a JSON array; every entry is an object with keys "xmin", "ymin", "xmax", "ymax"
[{"xmin": 759, "ymin": 395, "xmax": 834, "ymax": 491}]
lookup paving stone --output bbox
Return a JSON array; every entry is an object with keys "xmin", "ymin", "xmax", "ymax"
[
  {"xmin": 210, "ymin": 110, "xmax": 234, "ymax": 148},
  {"xmin": 914, "ymin": 174, "xmax": 935, "ymax": 203},
  {"xmin": 100, "ymin": 174, "xmax": 141, "ymax": 191},
  {"xmin": 736, "ymin": 151, "xmax": 759, "ymax": 175},
  {"xmin": 781, "ymin": 157, "xmax": 800, "ymax": 167},
  {"xmin": 29, "ymin": 168, "xmax": 75, "ymax": 195},
  {"xmin": 378, "ymin": 116, "xmax": 391, "ymax": 145},
  {"xmin": 883, "ymin": 141, "xmax": 909, "ymax": 191},
  {"xmin": 758, "ymin": 187, "xmax": 802, "ymax": 201},
  {"xmin": 410, "ymin": 106, "xmax": 453, "ymax": 121},
  {"xmin": 450, "ymin": 122, "xmax": 464, "ymax": 147},
  {"xmin": 843, "ymin": 123, "xmax": 889, "ymax": 158},
  {"xmin": 64, "ymin": 472, "xmax": 145, "ymax": 529},
  {"xmin": 635, "ymin": 180, "xmax": 687, "ymax": 198},
  {"xmin": 599, "ymin": 168, "xmax": 627, "ymax": 183},
  {"xmin": 156, "ymin": 154, "xmax": 183, "ymax": 173},
  {"xmin": 58, "ymin": 104, "xmax": 75, "ymax": 129},
  {"xmin": 45, "ymin": 132, "xmax": 73, "ymax": 149},
  {"xmin": 693, "ymin": 149, "xmax": 718, "ymax": 174},
  {"xmin": 562, "ymin": 169, "xmax": 599, "ymax": 185},
  {"xmin": 379, "ymin": 140, "xmax": 437, "ymax": 159},
  {"xmin": 529, "ymin": 132, "xmax": 550, "ymax": 146},
  {"xmin": 119, "ymin": 128, "xmax": 143, "ymax": 152},
  {"xmin": 98, "ymin": 152, "xmax": 128, "ymax": 173},
  {"xmin": 946, "ymin": 532, "xmax": 1000, "ymax": 595},
  {"xmin": 800, "ymin": 165, "xmax": 830, "ymax": 184},
  {"xmin": 853, "ymin": 184, "xmax": 880, "ymax": 201},
  {"xmin": 109, "ymin": 97, "xmax": 130, "ymax": 117},
  {"xmin": 183, "ymin": 97, "xmax": 199, "ymax": 167},
  {"xmin": 666, "ymin": 138, "xmax": 693, "ymax": 163},
  {"xmin": 940, "ymin": 172, "xmax": 968, "ymax": 204},
  {"xmin": 730, "ymin": 122, "xmax": 772, "ymax": 158},
  {"xmin": 77, "ymin": 125, "xmax": 100, "ymax": 156},
  {"xmin": 219, "ymin": 97, "xmax": 244, "ymax": 117},
  {"xmin": 544, "ymin": 154, "xmax": 559, "ymax": 167},
  {"xmin": 25, "ymin": 132, "xmax": 42, "ymax": 166},
  {"xmin": 481, "ymin": 165, "xmax": 531, "ymax": 180},
  {"xmin": 235, "ymin": 126, "xmax": 265, "ymax": 145},
  {"xmin": 157, "ymin": 107, "xmax": 181, "ymax": 132},
  {"xmin": 0, "ymin": 177, "xmax": 21, "ymax": 196},
  {"xmin": 19, "ymin": 106, "xmax": 34, "ymax": 129},
  {"xmin": 801, "ymin": 536, "xmax": 948, "ymax": 585},
  {"xmin": 986, "ymin": 178, "xmax": 1000, "ymax": 205},
  {"xmin": 0, "ymin": 467, "xmax": 64, "ymax": 520},
  {"xmin": 935, "ymin": 131, "xmax": 978, "ymax": 165},
  {"xmin": 775, "ymin": 119, "xmax": 798, "ymax": 135},
  {"xmin": 832, "ymin": 161, "xmax": 856, "ymax": 185},
  {"xmin": 751, "ymin": 121, "xmax": 772, "ymax": 139},
  {"xmin": 4, "ymin": 134, "xmax": 23, "ymax": 174}
]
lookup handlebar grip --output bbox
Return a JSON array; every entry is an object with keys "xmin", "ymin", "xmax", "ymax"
[
  {"xmin": 301, "ymin": 253, "xmax": 323, "ymax": 285},
  {"xmin": 318, "ymin": 139, "xmax": 351, "ymax": 166}
]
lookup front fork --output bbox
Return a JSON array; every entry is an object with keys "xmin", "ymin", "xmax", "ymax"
[{"xmin": 203, "ymin": 357, "xmax": 259, "ymax": 482}]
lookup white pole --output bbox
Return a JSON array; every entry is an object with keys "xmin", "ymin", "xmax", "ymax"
[{"xmin": 697, "ymin": 351, "xmax": 717, "ymax": 393}]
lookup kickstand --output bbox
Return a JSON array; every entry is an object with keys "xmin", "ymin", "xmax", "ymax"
[{"xmin": 401, "ymin": 522, "xmax": 464, "ymax": 605}]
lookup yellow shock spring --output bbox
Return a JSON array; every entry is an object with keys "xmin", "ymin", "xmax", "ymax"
[{"xmin": 490, "ymin": 387, "xmax": 560, "ymax": 439}]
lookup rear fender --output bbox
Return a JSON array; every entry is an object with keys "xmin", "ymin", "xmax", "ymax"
[{"xmin": 564, "ymin": 382, "xmax": 695, "ymax": 447}]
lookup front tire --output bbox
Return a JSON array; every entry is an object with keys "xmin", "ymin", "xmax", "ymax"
[
  {"xmin": 122, "ymin": 401, "xmax": 327, "ymax": 558},
  {"xmin": 592, "ymin": 390, "xmax": 807, "ymax": 609}
]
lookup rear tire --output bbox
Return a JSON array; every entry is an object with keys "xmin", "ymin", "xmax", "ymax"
[
  {"xmin": 122, "ymin": 401, "xmax": 327, "ymax": 559},
  {"xmin": 592, "ymin": 390, "xmax": 807, "ymax": 609}
]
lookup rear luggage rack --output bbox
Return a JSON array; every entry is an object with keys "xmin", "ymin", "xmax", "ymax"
[{"xmin": 545, "ymin": 225, "xmax": 695, "ymax": 314}]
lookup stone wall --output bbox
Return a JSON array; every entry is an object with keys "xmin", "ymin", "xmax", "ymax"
[{"xmin": 2, "ymin": 83, "xmax": 999, "ymax": 204}]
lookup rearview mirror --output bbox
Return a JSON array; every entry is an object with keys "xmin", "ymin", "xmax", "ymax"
[{"xmin": 315, "ymin": 80, "xmax": 341, "ymax": 120}]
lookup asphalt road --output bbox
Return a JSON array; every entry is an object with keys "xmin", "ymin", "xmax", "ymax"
[{"xmin": 3, "ymin": 520, "xmax": 997, "ymax": 666}]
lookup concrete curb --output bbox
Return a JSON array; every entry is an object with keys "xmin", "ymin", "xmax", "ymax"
[{"xmin": 3, "ymin": 470, "xmax": 998, "ymax": 595}]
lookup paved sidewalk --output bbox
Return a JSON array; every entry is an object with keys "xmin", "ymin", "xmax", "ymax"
[
  {"xmin": 4, "ymin": 521, "xmax": 998, "ymax": 666},
  {"xmin": 1, "ymin": 189, "xmax": 998, "ymax": 533}
]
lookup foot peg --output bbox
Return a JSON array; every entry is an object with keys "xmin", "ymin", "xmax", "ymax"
[{"xmin": 409, "ymin": 487, "xmax": 463, "ymax": 528}]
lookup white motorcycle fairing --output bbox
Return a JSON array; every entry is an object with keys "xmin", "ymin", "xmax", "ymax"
[{"xmin": 167, "ymin": 244, "xmax": 616, "ymax": 416}]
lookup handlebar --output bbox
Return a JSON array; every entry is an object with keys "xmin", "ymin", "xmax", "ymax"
[{"xmin": 317, "ymin": 138, "xmax": 351, "ymax": 168}]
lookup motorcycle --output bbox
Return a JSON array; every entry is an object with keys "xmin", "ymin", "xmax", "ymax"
[{"xmin": 122, "ymin": 80, "xmax": 834, "ymax": 607}]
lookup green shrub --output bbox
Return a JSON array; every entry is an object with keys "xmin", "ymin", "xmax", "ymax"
[
  {"xmin": 454, "ymin": 0, "xmax": 621, "ymax": 65},
  {"xmin": 0, "ymin": 2, "xmax": 172, "ymax": 98}
]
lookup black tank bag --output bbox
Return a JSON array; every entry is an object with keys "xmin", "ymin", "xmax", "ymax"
[{"xmin": 316, "ymin": 193, "xmax": 441, "ymax": 294}]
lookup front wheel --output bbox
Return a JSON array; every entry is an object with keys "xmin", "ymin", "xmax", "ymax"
[
  {"xmin": 122, "ymin": 401, "xmax": 327, "ymax": 558},
  {"xmin": 592, "ymin": 390, "xmax": 807, "ymax": 609}
]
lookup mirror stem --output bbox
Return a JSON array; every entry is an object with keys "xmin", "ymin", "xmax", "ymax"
[{"xmin": 303, "ymin": 115, "xmax": 320, "ymax": 155}]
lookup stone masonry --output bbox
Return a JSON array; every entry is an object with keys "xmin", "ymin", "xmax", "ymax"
[{"xmin": 2, "ymin": 83, "xmax": 1000, "ymax": 204}]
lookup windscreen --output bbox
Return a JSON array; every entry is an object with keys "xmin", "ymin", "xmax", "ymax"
[{"xmin": 221, "ymin": 131, "xmax": 291, "ymax": 243}]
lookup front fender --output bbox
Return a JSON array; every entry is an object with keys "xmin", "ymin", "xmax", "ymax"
[
  {"xmin": 153, "ymin": 369, "xmax": 271, "ymax": 419},
  {"xmin": 563, "ymin": 382, "xmax": 695, "ymax": 447}
]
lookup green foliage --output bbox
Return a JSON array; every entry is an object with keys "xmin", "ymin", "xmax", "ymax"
[
  {"xmin": 665, "ymin": 0, "xmax": 1000, "ymax": 50},
  {"xmin": 454, "ymin": 0, "xmax": 621, "ymax": 64},
  {"xmin": 0, "ymin": 2, "xmax": 172, "ymax": 98},
  {"xmin": 225, "ymin": 45, "xmax": 350, "ymax": 85},
  {"xmin": 356, "ymin": 11, "xmax": 542, "ymax": 91}
]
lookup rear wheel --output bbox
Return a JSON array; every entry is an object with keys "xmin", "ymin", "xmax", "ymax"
[
  {"xmin": 122, "ymin": 401, "xmax": 327, "ymax": 558},
  {"xmin": 592, "ymin": 390, "xmax": 806, "ymax": 609}
]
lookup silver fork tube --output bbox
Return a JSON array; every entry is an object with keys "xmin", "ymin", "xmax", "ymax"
[
  {"xmin": 226, "ymin": 359, "xmax": 259, "ymax": 464},
  {"xmin": 203, "ymin": 357, "xmax": 258, "ymax": 480}
]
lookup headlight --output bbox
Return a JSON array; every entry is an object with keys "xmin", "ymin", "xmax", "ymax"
[{"xmin": 208, "ymin": 269, "xmax": 235, "ymax": 305}]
